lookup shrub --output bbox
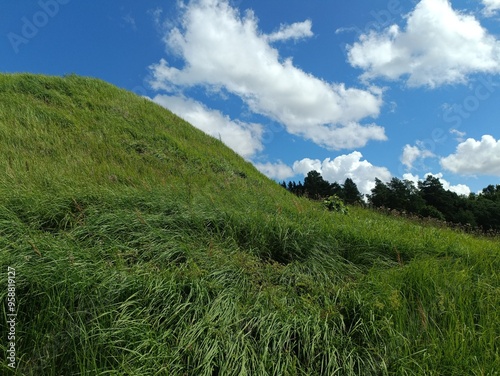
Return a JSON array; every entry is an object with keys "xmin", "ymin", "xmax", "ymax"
[{"xmin": 323, "ymin": 195, "xmax": 348, "ymax": 214}]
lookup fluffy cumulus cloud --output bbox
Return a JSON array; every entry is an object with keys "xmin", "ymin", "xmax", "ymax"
[
  {"xmin": 482, "ymin": 0, "xmax": 500, "ymax": 16},
  {"xmin": 348, "ymin": 0, "xmax": 500, "ymax": 87},
  {"xmin": 152, "ymin": 94, "xmax": 263, "ymax": 158},
  {"xmin": 401, "ymin": 145, "xmax": 421, "ymax": 169},
  {"xmin": 292, "ymin": 151, "xmax": 392, "ymax": 195},
  {"xmin": 149, "ymin": 0, "xmax": 386, "ymax": 150},
  {"xmin": 254, "ymin": 161, "xmax": 295, "ymax": 180},
  {"xmin": 440, "ymin": 135, "xmax": 500, "ymax": 176},
  {"xmin": 400, "ymin": 142, "xmax": 435, "ymax": 170}
]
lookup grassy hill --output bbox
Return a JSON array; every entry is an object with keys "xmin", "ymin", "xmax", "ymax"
[{"xmin": 0, "ymin": 73, "xmax": 499, "ymax": 375}]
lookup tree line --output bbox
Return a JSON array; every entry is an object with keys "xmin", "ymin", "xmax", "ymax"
[
  {"xmin": 281, "ymin": 171, "xmax": 500, "ymax": 233},
  {"xmin": 280, "ymin": 171, "xmax": 364, "ymax": 205}
]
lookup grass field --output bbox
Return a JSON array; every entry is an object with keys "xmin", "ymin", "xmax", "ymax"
[{"xmin": 1, "ymin": 74, "xmax": 499, "ymax": 375}]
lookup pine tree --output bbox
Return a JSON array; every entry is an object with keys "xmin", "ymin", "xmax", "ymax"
[
  {"xmin": 368, "ymin": 178, "xmax": 390, "ymax": 208},
  {"xmin": 342, "ymin": 178, "xmax": 363, "ymax": 205},
  {"xmin": 303, "ymin": 170, "xmax": 331, "ymax": 199}
]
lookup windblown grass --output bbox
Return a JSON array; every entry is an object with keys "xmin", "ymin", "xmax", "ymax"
[{"xmin": 0, "ymin": 74, "xmax": 499, "ymax": 375}]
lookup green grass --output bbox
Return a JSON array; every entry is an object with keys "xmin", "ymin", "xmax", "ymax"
[{"xmin": 1, "ymin": 73, "xmax": 499, "ymax": 375}]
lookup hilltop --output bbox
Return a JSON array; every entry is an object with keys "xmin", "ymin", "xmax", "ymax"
[{"xmin": 0, "ymin": 74, "xmax": 499, "ymax": 375}]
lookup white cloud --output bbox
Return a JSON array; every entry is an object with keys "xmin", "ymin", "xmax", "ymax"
[
  {"xmin": 403, "ymin": 172, "xmax": 471, "ymax": 196},
  {"xmin": 400, "ymin": 142, "xmax": 435, "ymax": 169},
  {"xmin": 292, "ymin": 151, "xmax": 392, "ymax": 195},
  {"xmin": 254, "ymin": 161, "xmax": 294, "ymax": 180},
  {"xmin": 401, "ymin": 145, "xmax": 421, "ymax": 170},
  {"xmin": 266, "ymin": 20, "xmax": 313, "ymax": 42},
  {"xmin": 149, "ymin": 0, "xmax": 386, "ymax": 150},
  {"xmin": 347, "ymin": 0, "xmax": 500, "ymax": 87},
  {"xmin": 292, "ymin": 158, "xmax": 324, "ymax": 176},
  {"xmin": 482, "ymin": 0, "xmax": 500, "ymax": 16},
  {"xmin": 440, "ymin": 135, "xmax": 500, "ymax": 176},
  {"xmin": 152, "ymin": 94, "xmax": 264, "ymax": 158}
]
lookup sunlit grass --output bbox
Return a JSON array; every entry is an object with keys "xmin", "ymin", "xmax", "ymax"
[{"xmin": 0, "ymin": 73, "xmax": 499, "ymax": 375}]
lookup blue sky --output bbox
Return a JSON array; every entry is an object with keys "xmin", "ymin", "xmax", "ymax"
[{"xmin": 2, "ymin": 0, "xmax": 500, "ymax": 196}]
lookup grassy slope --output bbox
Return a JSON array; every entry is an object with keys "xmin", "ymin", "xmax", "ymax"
[{"xmin": 0, "ymin": 73, "xmax": 498, "ymax": 375}]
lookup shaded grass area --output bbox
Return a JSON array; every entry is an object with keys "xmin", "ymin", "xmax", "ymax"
[
  {"xmin": 1, "ymin": 190, "xmax": 498, "ymax": 375},
  {"xmin": 0, "ymin": 74, "xmax": 499, "ymax": 375}
]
